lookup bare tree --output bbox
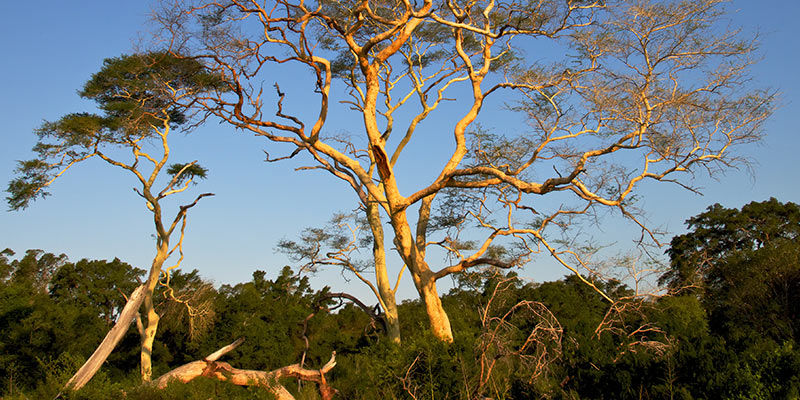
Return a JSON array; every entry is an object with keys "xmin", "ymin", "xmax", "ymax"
[
  {"xmin": 7, "ymin": 52, "xmax": 222, "ymax": 382},
  {"xmin": 592, "ymin": 253, "xmax": 673, "ymax": 362},
  {"xmin": 474, "ymin": 273, "xmax": 563, "ymax": 398},
  {"xmin": 152, "ymin": 0, "xmax": 775, "ymax": 342}
]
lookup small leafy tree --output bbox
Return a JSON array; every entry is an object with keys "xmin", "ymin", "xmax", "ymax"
[{"xmin": 7, "ymin": 52, "xmax": 224, "ymax": 383}]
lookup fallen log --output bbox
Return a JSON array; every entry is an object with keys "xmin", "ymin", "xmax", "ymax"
[
  {"xmin": 65, "ymin": 285, "xmax": 146, "ymax": 391},
  {"xmin": 152, "ymin": 338, "xmax": 337, "ymax": 400}
]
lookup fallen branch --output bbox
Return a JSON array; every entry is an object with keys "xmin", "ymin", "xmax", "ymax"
[
  {"xmin": 65, "ymin": 285, "xmax": 147, "ymax": 391},
  {"xmin": 152, "ymin": 338, "xmax": 337, "ymax": 400}
]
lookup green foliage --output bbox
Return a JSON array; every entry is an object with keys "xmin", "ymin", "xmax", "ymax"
[
  {"xmin": 662, "ymin": 198, "xmax": 800, "ymax": 342},
  {"xmin": 203, "ymin": 267, "xmax": 316, "ymax": 369},
  {"xmin": 1, "ymin": 248, "xmax": 68, "ymax": 291},
  {"xmin": 50, "ymin": 257, "xmax": 145, "ymax": 324},
  {"xmin": 655, "ymin": 199, "xmax": 800, "ymax": 399},
  {"xmin": 166, "ymin": 162, "xmax": 209, "ymax": 186},
  {"xmin": 4, "ymin": 197, "xmax": 800, "ymax": 399},
  {"xmin": 79, "ymin": 52, "xmax": 224, "ymax": 131},
  {"xmin": 7, "ymin": 52, "xmax": 223, "ymax": 211},
  {"xmin": 0, "ymin": 250, "xmax": 145, "ymax": 391},
  {"xmin": 662, "ymin": 198, "xmax": 799, "ymax": 289}
]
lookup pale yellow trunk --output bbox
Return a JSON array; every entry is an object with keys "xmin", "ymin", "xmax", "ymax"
[
  {"xmin": 389, "ymin": 210, "xmax": 454, "ymax": 342},
  {"xmin": 361, "ymin": 50, "xmax": 453, "ymax": 343},
  {"xmin": 367, "ymin": 202, "xmax": 402, "ymax": 343},
  {"xmin": 418, "ymin": 277, "xmax": 453, "ymax": 342},
  {"xmin": 140, "ymin": 293, "xmax": 160, "ymax": 382},
  {"xmin": 382, "ymin": 298, "xmax": 401, "ymax": 343},
  {"xmin": 140, "ymin": 243, "xmax": 168, "ymax": 382}
]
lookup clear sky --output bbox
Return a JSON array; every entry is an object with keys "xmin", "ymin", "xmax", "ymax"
[{"xmin": 1, "ymin": 1, "xmax": 798, "ymax": 301}]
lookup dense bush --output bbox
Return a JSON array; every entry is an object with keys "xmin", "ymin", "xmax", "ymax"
[{"xmin": 2, "ymin": 200, "xmax": 798, "ymax": 399}]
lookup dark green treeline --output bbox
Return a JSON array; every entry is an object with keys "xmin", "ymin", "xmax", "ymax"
[{"xmin": 1, "ymin": 199, "xmax": 798, "ymax": 399}]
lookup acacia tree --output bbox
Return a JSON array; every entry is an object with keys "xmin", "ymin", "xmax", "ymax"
[
  {"xmin": 155, "ymin": 0, "xmax": 774, "ymax": 342},
  {"xmin": 7, "ymin": 52, "xmax": 222, "ymax": 381}
]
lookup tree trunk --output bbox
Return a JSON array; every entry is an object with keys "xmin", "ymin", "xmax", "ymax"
[
  {"xmin": 152, "ymin": 338, "xmax": 337, "ymax": 400},
  {"xmin": 382, "ymin": 301, "xmax": 401, "ymax": 343},
  {"xmin": 65, "ymin": 285, "xmax": 146, "ymax": 390},
  {"xmin": 366, "ymin": 202, "xmax": 402, "ymax": 343},
  {"xmin": 140, "ymin": 245, "xmax": 168, "ymax": 382},
  {"xmin": 418, "ymin": 276, "xmax": 453, "ymax": 342},
  {"xmin": 391, "ymin": 211, "xmax": 454, "ymax": 343},
  {"xmin": 139, "ymin": 292, "xmax": 160, "ymax": 382}
]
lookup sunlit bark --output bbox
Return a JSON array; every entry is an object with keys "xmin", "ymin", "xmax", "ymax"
[
  {"xmin": 140, "ymin": 245, "xmax": 167, "ymax": 382},
  {"xmin": 366, "ymin": 202, "xmax": 402, "ymax": 343},
  {"xmin": 154, "ymin": 0, "xmax": 774, "ymax": 343},
  {"xmin": 153, "ymin": 338, "xmax": 337, "ymax": 400}
]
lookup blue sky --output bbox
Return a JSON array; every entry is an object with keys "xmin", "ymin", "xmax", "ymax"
[{"xmin": 1, "ymin": 1, "xmax": 798, "ymax": 301}]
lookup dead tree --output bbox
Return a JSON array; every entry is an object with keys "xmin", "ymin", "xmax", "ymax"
[{"xmin": 152, "ymin": 338, "xmax": 338, "ymax": 400}]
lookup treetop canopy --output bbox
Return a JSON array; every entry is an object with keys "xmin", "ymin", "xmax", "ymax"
[{"xmin": 6, "ymin": 52, "xmax": 223, "ymax": 211}]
